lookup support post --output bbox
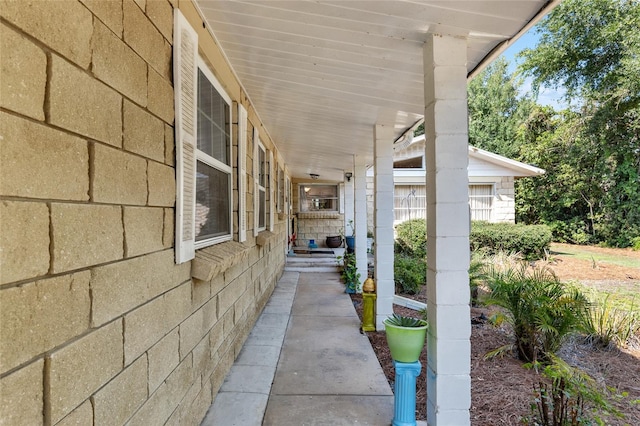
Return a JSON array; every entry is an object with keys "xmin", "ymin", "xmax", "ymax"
[
  {"xmin": 354, "ymin": 155, "xmax": 368, "ymax": 287},
  {"xmin": 374, "ymin": 124, "xmax": 395, "ymax": 329},
  {"xmin": 424, "ymin": 34, "xmax": 471, "ymax": 425}
]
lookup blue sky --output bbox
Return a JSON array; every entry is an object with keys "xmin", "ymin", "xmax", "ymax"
[{"xmin": 499, "ymin": 30, "xmax": 567, "ymax": 109}]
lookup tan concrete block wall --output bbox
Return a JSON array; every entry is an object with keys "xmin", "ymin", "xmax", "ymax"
[
  {"xmin": 0, "ymin": 1, "xmax": 287, "ymax": 425},
  {"xmin": 0, "ymin": 23, "xmax": 46, "ymax": 120}
]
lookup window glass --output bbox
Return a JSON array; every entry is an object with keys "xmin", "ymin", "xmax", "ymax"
[
  {"xmin": 299, "ymin": 185, "xmax": 339, "ymax": 212},
  {"xmin": 197, "ymin": 70, "xmax": 230, "ymax": 165},
  {"xmin": 195, "ymin": 162, "xmax": 230, "ymax": 240},
  {"xmin": 469, "ymin": 184, "xmax": 494, "ymax": 221}
]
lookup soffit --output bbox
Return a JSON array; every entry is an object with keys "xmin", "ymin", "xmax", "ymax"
[{"xmin": 195, "ymin": 0, "xmax": 555, "ymax": 181}]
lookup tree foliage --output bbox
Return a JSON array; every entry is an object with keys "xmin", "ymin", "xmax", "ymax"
[
  {"xmin": 468, "ymin": 57, "xmax": 532, "ymax": 158},
  {"xmin": 514, "ymin": 0, "xmax": 640, "ymax": 247}
]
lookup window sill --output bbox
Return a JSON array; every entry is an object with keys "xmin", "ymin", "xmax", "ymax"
[
  {"xmin": 297, "ymin": 212, "xmax": 341, "ymax": 219},
  {"xmin": 191, "ymin": 241, "xmax": 248, "ymax": 281},
  {"xmin": 256, "ymin": 230, "xmax": 275, "ymax": 247}
]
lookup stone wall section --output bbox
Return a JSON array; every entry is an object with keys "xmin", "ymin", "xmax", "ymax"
[{"xmin": 0, "ymin": 1, "xmax": 286, "ymax": 425}]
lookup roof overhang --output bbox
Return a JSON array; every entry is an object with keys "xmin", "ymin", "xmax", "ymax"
[{"xmin": 194, "ymin": 0, "xmax": 560, "ymax": 181}]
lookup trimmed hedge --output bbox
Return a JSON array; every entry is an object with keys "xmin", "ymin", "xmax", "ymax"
[
  {"xmin": 394, "ymin": 254, "xmax": 426, "ymax": 295},
  {"xmin": 470, "ymin": 221, "xmax": 552, "ymax": 260},
  {"xmin": 394, "ymin": 219, "xmax": 426, "ymax": 258}
]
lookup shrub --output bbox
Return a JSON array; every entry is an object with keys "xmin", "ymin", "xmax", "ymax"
[
  {"xmin": 395, "ymin": 219, "xmax": 426, "ymax": 258},
  {"xmin": 470, "ymin": 221, "xmax": 552, "ymax": 260},
  {"xmin": 485, "ymin": 264, "xmax": 589, "ymax": 363},
  {"xmin": 394, "ymin": 254, "xmax": 426, "ymax": 295},
  {"xmin": 632, "ymin": 236, "xmax": 640, "ymax": 251},
  {"xmin": 525, "ymin": 356, "xmax": 620, "ymax": 426},
  {"xmin": 582, "ymin": 294, "xmax": 640, "ymax": 349}
]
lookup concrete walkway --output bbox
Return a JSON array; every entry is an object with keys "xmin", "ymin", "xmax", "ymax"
[{"xmin": 201, "ymin": 270, "xmax": 394, "ymax": 426}]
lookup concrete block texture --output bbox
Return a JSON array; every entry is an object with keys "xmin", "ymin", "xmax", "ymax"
[
  {"xmin": 148, "ymin": 329, "xmax": 179, "ymax": 393},
  {"xmin": 0, "ymin": 271, "xmax": 90, "ymax": 374},
  {"xmin": 0, "ymin": 200, "xmax": 49, "ymax": 284},
  {"xmin": 123, "ymin": 206, "xmax": 165, "ymax": 257},
  {"xmin": 148, "ymin": 161, "xmax": 176, "ymax": 206},
  {"xmin": 92, "ymin": 143, "xmax": 147, "ymax": 205},
  {"xmin": 90, "ymin": 249, "xmax": 190, "ymax": 327},
  {"xmin": 48, "ymin": 319, "xmax": 124, "ymax": 424},
  {"xmin": 127, "ymin": 354, "xmax": 194, "ymax": 426},
  {"xmin": 124, "ymin": 0, "xmax": 171, "ymax": 78},
  {"xmin": 124, "ymin": 282, "xmax": 191, "ymax": 364},
  {"xmin": 147, "ymin": 67, "xmax": 174, "ymax": 124},
  {"xmin": 0, "ymin": 359, "xmax": 43, "ymax": 426},
  {"xmin": 0, "ymin": 112, "xmax": 89, "ymax": 201},
  {"xmin": 0, "ymin": 0, "xmax": 93, "ymax": 69},
  {"xmin": 80, "ymin": 0, "xmax": 123, "ymax": 36},
  {"xmin": 146, "ymin": 0, "xmax": 173, "ymax": 41},
  {"xmin": 0, "ymin": 23, "xmax": 46, "ymax": 120},
  {"xmin": 93, "ymin": 355, "xmax": 148, "ymax": 426},
  {"xmin": 51, "ymin": 203, "xmax": 123, "ymax": 273},
  {"xmin": 92, "ymin": 21, "xmax": 148, "ymax": 106},
  {"xmin": 49, "ymin": 55, "xmax": 122, "ymax": 147},
  {"xmin": 123, "ymin": 100, "xmax": 164, "ymax": 161},
  {"xmin": 54, "ymin": 400, "xmax": 92, "ymax": 426}
]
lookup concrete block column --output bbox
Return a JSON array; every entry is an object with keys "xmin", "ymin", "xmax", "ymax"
[
  {"xmin": 354, "ymin": 155, "xmax": 368, "ymax": 286},
  {"xmin": 374, "ymin": 124, "xmax": 395, "ymax": 329},
  {"xmin": 424, "ymin": 34, "xmax": 471, "ymax": 426}
]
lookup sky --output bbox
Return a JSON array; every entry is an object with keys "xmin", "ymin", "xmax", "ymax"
[{"xmin": 498, "ymin": 29, "xmax": 567, "ymax": 110}]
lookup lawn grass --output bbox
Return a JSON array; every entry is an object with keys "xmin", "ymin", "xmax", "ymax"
[{"xmin": 551, "ymin": 243, "xmax": 640, "ymax": 269}]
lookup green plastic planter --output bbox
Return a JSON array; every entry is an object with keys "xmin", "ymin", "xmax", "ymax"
[{"xmin": 384, "ymin": 320, "xmax": 428, "ymax": 363}]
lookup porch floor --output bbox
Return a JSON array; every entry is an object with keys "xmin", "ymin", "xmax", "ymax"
[{"xmin": 201, "ymin": 268, "xmax": 396, "ymax": 425}]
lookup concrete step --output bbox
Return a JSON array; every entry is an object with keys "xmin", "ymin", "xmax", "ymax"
[{"xmin": 284, "ymin": 266, "xmax": 339, "ymax": 273}]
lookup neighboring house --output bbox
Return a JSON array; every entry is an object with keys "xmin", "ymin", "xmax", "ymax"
[
  {"xmin": 365, "ymin": 137, "xmax": 545, "ymax": 229},
  {"xmin": 0, "ymin": 1, "xmax": 557, "ymax": 425}
]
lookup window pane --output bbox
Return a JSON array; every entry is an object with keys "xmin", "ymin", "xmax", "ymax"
[
  {"xmin": 195, "ymin": 162, "xmax": 230, "ymax": 240},
  {"xmin": 299, "ymin": 185, "xmax": 339, "ymax": 212},
  {"xmin": 197, "ymin": 70, "xmax": 230, "ymax": 165},
  {"xmin": 259, "ymin": 147, "xmax": 266, "ymax": 187},
  {"xmin": 259, "ymin": 189, "xmax": 266, "ymax": 228},
  {"xmin": 469, "ymin": 185, "xmax": 493, "ymax": 221}
]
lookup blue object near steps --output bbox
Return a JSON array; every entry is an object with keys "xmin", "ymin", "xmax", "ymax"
[
  {"xmin": 308, "ymin": 239, "xmax": 318, "ymax": 249},
  {"xmin": 392, "ymin": 360, "xmax": 422, "ymax": 426}
]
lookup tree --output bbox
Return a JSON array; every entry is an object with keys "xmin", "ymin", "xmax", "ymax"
[
  {"xmin": 516, "ymin": 0, "xmax": 640, "ymax": 247},
  {"xmin": 467, "ymin": 57, "xmax": 532, "ymax": 158}
]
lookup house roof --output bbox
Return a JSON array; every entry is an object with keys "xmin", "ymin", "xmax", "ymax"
[
  {"xmin": 384, "ymin": 134, "xmax": 546, "ymax": 177},
  {"xmin": 195, "ymin": 0, "xmax": 559, "ymax": 181}
]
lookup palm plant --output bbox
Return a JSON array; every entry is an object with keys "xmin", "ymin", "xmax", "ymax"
[{"xmin": 484, "ymin": 264, "xmax": 589, "ymax": 363}]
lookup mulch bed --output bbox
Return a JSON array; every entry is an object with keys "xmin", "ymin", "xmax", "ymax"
[{"xmin": 350, "ymin": 292, "xmax": 640, "ymax": 425}]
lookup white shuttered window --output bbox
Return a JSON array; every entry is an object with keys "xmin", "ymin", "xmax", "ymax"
[{"xmin": 174, "ymin": 10, "xmax": 233, "ymax": 264}]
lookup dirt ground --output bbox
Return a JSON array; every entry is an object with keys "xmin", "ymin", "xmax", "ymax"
[{"xmin": 351, "ymin": 244, "xmax": 640, "ymax": 425}]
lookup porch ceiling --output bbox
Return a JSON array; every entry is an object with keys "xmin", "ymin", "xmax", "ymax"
[{"xmin": 195, "ymin": 0, "xmax": 556, "ymax": 181}]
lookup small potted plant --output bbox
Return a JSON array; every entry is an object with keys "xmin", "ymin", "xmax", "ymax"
[
  {"xmin": 384, "ymin": 314, "xmax": 428, "ymax": 363},
  {"xmin": 340, "ymin": 251, "xmax": 360, "ymax": 293},
  {"xmin": 344, "ymin": 219, "xmax": 355, "ymax": 251}
]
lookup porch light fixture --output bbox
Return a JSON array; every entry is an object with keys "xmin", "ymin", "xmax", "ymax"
[
  {"xmin": 310, "ymin": 173, "xmax": 319, "ymax": 180},
  {"xmin": 344, "ymin": 172, "xmax": 353, "ymax": 182}
]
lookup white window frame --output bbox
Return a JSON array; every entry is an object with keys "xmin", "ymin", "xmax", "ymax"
[
  {"xmin": 193, "ymin": 58, "xmax": 233, "ymax": 249},
  {"xmin": 237, "ymin": 104, "xmax": 248, "ymax": 242},
  {"xmin": 298, "ymin": 184, "xmax": 340, "ymax": 213},
  {"xmin": 469, "ymin": 183, "xmax": 495, "ymax": 222},
  {"xmin": 174, "ymin": 9, "xmax": 234, "ymax": 263},
  {"xmin": 254, "ymin": 130, "xmax": 267, "ymax": 234}
]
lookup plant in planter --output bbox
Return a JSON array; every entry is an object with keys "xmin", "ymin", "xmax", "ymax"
[
  {"xmin": 384, "ymin": 314, "xmax": 428, "ymax": 363},
  {"xmin": 340, "ymin": 251, "xmax": 360, "ymax": 293},
  {"xmin": 344, "ymin": 219, "xmax": 355, "ymax": 250}
]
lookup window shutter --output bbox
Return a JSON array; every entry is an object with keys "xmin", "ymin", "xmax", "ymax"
[
  {"xmin": 238, "ymin": 105, "xmax": 247, "ymax": 242},
  {"xmin": 269, "ymin": 150, "xmax": 274, "ymax": 231},
  {"xmin": 253, "ymin": 128, "xmax": 260, "ymax": 237},
  {"xmin": 339, "ymin": 183, "xmax": 345, "ymax": 214},
  {"xmin": 173, "ymin": 10, "xmax": 198, "ymax": 264}
]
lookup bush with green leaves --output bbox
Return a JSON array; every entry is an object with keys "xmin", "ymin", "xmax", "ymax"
[
  {"xmin": 524, "ymin": 356, "xmax": 621, "ymax": 426},
  {"xmin": 394, "ymin": 219, "xmax": 426, "ymax": 258},
  {"xmin": 485, "ymin": 264, "xmax": 589, "ymax": 363},
  {"xmin": 470, "ymin": 221, "xmax": 552, "ymax": 260},
  {"xmin": 582, "ymin": 294, "xmax": 640, "ymax": 349},
  {"xmin": 394, "ymin": 254, "xmax": 426, "ymax": 295}
]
